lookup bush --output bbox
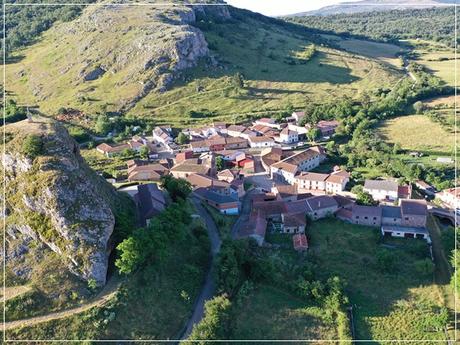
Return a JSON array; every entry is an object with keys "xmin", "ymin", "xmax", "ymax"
[
  {"xmin": 68, "ymin": 126, "xmax": 90, "ymax": 143},
  {"xmin": 160, "ymin": 175, "xmax": 192, "ymax": 202},
  {"xmin": 22, "ymin": 134, "xmax": 44, "ymax": 159},
  {"xmin": 414, "ymin": 258, "xmax": 435, "ymax": 276},
  {"xmin": 185, "ymin": 294, "xmax": 233, "ymax": 342},
  {"xmin": 376, "ymin": 249, "xmax": 397, "ymax": 273}
]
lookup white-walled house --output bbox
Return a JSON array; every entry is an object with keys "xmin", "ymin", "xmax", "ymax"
[
  {"xmin": 153, "ymin": 126, "xmax": 173, "ymax": 145},
  {"xmin": 295, "ymin": 172, "xmax": 328, "ymax": 192},
  {"xmin": 291, "ymin": 111, "xmax": 305, "ymax": 124},
  {"xmin": 271, "ymin": 148, "xmax": 325, "ymax": 184},
  {"xmin": 190, "ymin": 140, "xmax": 210, "ymax": 153},
  {"xmin": 248, "ymin": 135, "xmax": 275, "ymax": 148},
  {"xmin": 278, "ymin": 127, "xmax": 298, "ymax": 144},
  {"xmin": 254, "ymin": 117, "xmax": 281, "ymax": 129},
  {"xmin": 227, "ymin": 124, "xmax": 247, "ymax": 138},
  {"xmin": 364, "ymin": 180, "xmax": 399, "ymax": 202},
  {"xmin": 437, "ymin": 187, "xmax": 460, "ymax": 209},
  {"xmin": 288, "ymin": 123, "xmax": 308, "ymax": 138},
  {"xmin": 325, "ymin": 170, "xmax": 350, "ymax": 193}
]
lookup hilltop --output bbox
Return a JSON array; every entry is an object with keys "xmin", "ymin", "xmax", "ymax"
[
  {"xmin": 292, "ymin": 0, "xmax": 455, "ymax": 16},
  {"xmin": 5, "ymin": 1, "xmax": 402, "ymax": 128}
]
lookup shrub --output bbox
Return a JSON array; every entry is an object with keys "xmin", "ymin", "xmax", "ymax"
[
  {"xmin": 376, "ymin": 249, "xmax": 397, "ymax": 273},
  {"xmin": 414, "ymin": 258, "xmax": 435, "ymax": 276},
  {"xmin": 22, "ymin": 134, "xmax": 44, "ymax": 159}
]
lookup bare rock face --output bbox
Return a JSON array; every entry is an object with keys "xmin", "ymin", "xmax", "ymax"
[{"xmin": 2, "ymin": 119, "xmax": 117, "ymax": 286}]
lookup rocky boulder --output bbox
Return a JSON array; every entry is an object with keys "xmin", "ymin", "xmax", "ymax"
[{"xmin": 2, "ymin": 118, "xmax": 118, "ymax": 286}]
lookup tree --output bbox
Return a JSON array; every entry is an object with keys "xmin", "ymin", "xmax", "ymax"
[
  {"xmin": 413, "ymin": 101, "xmax": 425, "ymax": 114},
  {"xmin": 94, "ymin": 114, "xmax": 111, "ymax": 135},
  {"xmin": 414, "ymin": 258, "xmax": 435, "ymax": 276},
  {"xmin": 139, "ymin": 145, "xmax": 149, "ymax": 159},
  {"xmin": 392, "ymin": 143, "xmax": 401, "ymax": 155},
  {"xmin": 376, "ymin": 249, "xmax": 397, "ymax": 273},
  {"xmin": 232, "ymin": 72, "xmax": 244, "ymax": 89},
  {"xmin": 161, "ymin": 175, "xmax": 192, "ymax": 202},
  {"xmin": 307, "ymin": 128, "xmax": 321, "ymax": 142},
  {"xmin": 115, "ymin": 237, "xmax": 143, "ymax": 274},
  {"xmin": 22, "ymin": 134, "xmax": 44, "ymax": 159},
  {"xmin": 121, "ymin": 148, "xmax": 135, "ymax": 158},
  {"xmin": 352, "ymin": 185, "xmax": 375, "ymax": 206},
  {"xmin": 185, "ymin": 294, "xmax": 233, "ymax": 342},
  {"xmin": 426, "ymin": 307, "xmax": 449, "ymax": 331},
  {"xmin": 5, "ymin": 99, "xmax": 27, "ymax": 123},
  {"xmin": 356, "ymin": 190, "xmax": 375, "ymax": 206},
  {"xmin": 215, "ymin": 156, "xmax": 225, "ymax": 171},
  {"xmin": 176, "ymin": 132, "xmax": 189, "ymax": 145}
]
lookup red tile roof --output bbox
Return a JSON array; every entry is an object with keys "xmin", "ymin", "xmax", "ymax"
[{"xmin": 293, "ymin": 233, "xmax": 308, "ymax": 251}]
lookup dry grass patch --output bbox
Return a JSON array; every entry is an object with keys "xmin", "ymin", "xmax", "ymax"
[{"xmin": 378, "ymin": 114, "xmax": 454, "ymax": 153}]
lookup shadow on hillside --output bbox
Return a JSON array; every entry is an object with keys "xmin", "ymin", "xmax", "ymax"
[{"xmin": 5, "ymin": 55, "xmax": 25, "ymax": 65}]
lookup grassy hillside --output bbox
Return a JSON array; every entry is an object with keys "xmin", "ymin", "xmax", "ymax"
[
  {"xmin": 407, "ymin": 40, "xmax": 458, "ymax": 87},
  {"xmin": 286, "ymin": 7, "xmax": 457, "ymax": 48},
  {"xmin": 5, "ymin": 4, "xmax": 402, "ymax": 128},
  {"xmin": 320, "ymin": 34, "xmax": 404, "ymax": 68},
  {"xmin": 308, "ymin": 219, "xmax": 453, "ymax": 341},
  {"xmin": 378, "ymin": 114, "xmax": 454, "ymax": 154},
  {"xmin": 129, "ymin": 9, "xmax": 401, "ymax": 127}
]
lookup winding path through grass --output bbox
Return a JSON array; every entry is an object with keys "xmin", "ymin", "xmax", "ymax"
[
  {"xmin": 3, "ymin": 277, "xmax": 120, "ymax": 331},
  {"xmin": 2, "ymin": 286, "xmax": 32, "ymax": 302}
]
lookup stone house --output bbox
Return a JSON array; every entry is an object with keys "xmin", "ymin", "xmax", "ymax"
[
  {"xmin": 305, "ymin": 195, "xmax": 338, "ymax": 220},
  {"xmin": 351, "ymin": 204, "xmax": 382, "ymax": 227},
  {"xmin": 400, "ymin": 199, "xmax": 427, "ymax": 228}
]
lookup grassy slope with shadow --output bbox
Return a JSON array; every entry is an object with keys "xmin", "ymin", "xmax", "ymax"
[
  {"xmin": 308, "ymin": 218, "xmax": 452, "ymax": 341},
  {"xmin": 130, "ymin": 8, "xmax": 401, "ymax": 127},
  {"xmin": 4, "ymin": 203, "xmax": 211, "ymax": 341}
]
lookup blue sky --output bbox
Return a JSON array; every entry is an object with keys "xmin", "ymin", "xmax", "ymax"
[{"xmin": 225, "ymin": 0, "xmax": 363, "ymax": 17}]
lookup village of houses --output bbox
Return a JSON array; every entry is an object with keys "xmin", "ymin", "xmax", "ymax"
[{"xmin": 95, "ymin": 111, "xmax": 458, "ymax": 252}]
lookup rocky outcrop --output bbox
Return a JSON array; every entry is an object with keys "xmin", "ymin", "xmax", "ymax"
[
  {"xmin": 51, "ymin": 2, "xmax": 230, "ymax": 111},
  {"xmin": 2, "ymin": 119, "xmax": 118, "ymax": 286},
  {"xmin": 5, "ymin": 1, "xmax": 233, "ymax": 114}
]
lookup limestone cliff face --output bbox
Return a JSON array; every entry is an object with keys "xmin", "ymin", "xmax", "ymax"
[{"xmin": 3, "ymin": 119, "xmax": 117, "ymax": 286}]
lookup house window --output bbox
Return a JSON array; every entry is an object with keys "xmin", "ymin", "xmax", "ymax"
[
  {"xmin": 405, "ymin": 217, "xmax": 409, "ymax": 221},
  {"xmin": 356, "ymin": 216, "xmax": 360, "ymax": 219},
  {"xmin": 373, "ymin": 217, "xmax": 376, "ymax": 220},
  {"xmin": 364, "ymin": 216, "xmax": 368, "ymax": 220}
]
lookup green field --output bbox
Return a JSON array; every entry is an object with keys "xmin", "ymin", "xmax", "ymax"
[
  {"xmin": 233, "ymin": 284, "xmax": 337, "ymax": 340},
  {"xmin": 130, "ymin": 18, "xmax": 401, "ymax": 127},
  {"xmin": 307, "ymin": 219, "xmax": 452, "ymax": 341},
  {"xmin": 378, "ymin": 114, "xmax": 454, "ymax": 156},
  {"xmin": 408, "ymin": 40, "xmax": 458, "ymax": 87},
  {"xmin": 228, "ymin": 218, "xmax": 453, "ymax": 342},
  {"xmin": 334, "ymin": 37, "xmax": 403, "ymax": 68}
]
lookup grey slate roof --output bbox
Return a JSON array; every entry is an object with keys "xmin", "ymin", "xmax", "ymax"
[
  {"xmin": 305, "ymin": 195, "xmax": 338, "ymax": 212},
  {"xmin": 352, "ymin": 204, "xmax": 382, "ymax": 218},
  {"xmin": 400, "ymin": 199, "xmax": 427, "ymax": 216},
  {"xmin": 382, "ymin": 206, "xmax": 402, "ymax": 219},
  {"xmin": 137, "ymin": 183, "xmax": 166, "ymax": 226},
  {"xmin": 203, "ymin": 190, "xmax": 238, "ymax": 205},
  {"xmin": 364, "ymin": 179, "xmax": 398, "ymax": 193}
]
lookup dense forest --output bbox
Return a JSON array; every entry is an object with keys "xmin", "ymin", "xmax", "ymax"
[
  {"xmin": 286, "ymin": 7, "xmax": 457, "ymax": 47},
  {"xmin": 2, "ymin": 0, "xmax": 95, "ymax": 56}
]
